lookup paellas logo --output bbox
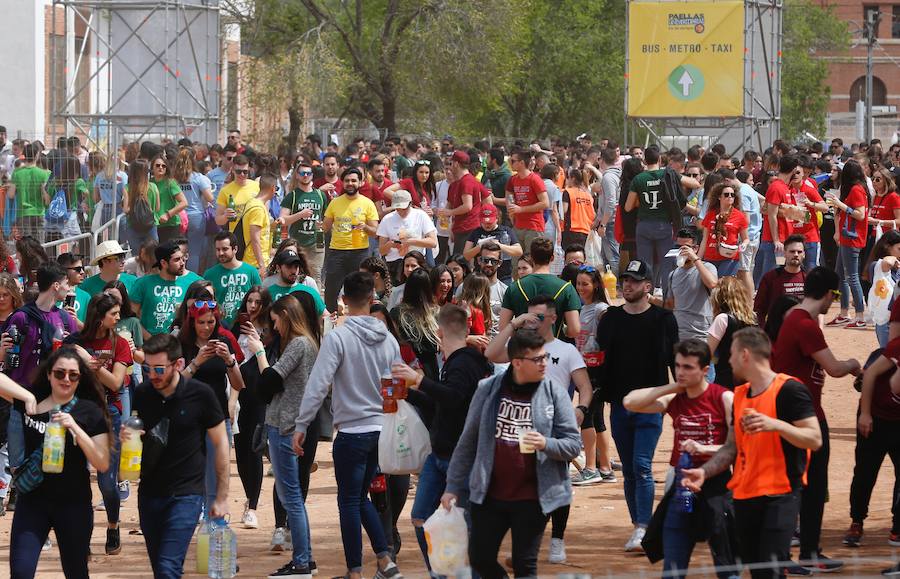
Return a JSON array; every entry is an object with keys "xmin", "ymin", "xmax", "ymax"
[{"xmin": 668, "ymin": 12, "xmax": 705, "ymax": 33}]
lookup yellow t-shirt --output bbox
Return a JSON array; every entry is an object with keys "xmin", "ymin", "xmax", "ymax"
[
  {"xmin": 217, "ymin": 180, "xmax": 260, "ymax": 219},
  {"xmin": 325, "ymin": 194, "xmax": 379, "ymax": 250},
  {"xmin": 240, "ymin": 198, "xmax": 271, "ymax": 269}
]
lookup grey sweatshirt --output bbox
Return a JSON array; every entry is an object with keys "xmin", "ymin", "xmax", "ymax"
[
  {"xmin": 265, "ymin": 336, "xmax": 317, "ymax": 435},
  {"xmin": 294, "ymin": 315, "xmax": 401, "ymax": 435}
]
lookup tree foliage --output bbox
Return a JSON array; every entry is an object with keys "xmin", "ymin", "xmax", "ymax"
[{"xmin": 781, "ymin": 0, "xmax": 849, "ymax": 141}]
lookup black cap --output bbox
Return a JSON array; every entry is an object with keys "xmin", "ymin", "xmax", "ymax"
[
  {"xmin": 620, "ymin": 259, "xmax": 652, "ymax": 282},
  {"xmin": 274, "ymin": 250, "xmax": 302, "ymax": 266}
]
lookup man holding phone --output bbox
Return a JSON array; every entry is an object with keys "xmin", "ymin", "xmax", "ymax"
[
  {"xmin": 203, "ymin": 231, "xmax": 262, "ymax": 329},
  {"xmin": 375, "ymin": 189, "xmax": 437, "ymax": 285},
  {"xmin": 56, "ymin": 252, "xmax": 91, "ymax": 325}
]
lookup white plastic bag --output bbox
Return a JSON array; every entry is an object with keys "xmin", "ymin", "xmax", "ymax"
[
  {"xmin": 867, "ymin": 259, "xmax": 894, "ymax": 325},
  {"xmin": 378, "ymin": 400, "xmax": 431, "ymax": 474},
  {"xmin": 585, "ymin": 230, "xmax": 603, "ymax": 267},
  {"xmin": 423, "ymin": 501, "xmax": 469, "ymax": 575}
]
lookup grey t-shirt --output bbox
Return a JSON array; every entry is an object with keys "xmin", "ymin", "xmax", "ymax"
[{"xmin": 665, "ymin": 261, "xmax": 716, "ymax": 341}]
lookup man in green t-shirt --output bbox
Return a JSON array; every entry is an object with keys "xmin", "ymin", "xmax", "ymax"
[
  {"xmin": 81, "ymin": 240, "xmax": 138, "ymax": 297},
  {"xmin": 130, "ymin": 242, "xmax": 199, "ymax": 334},
  {"xmin": 203, "ymin": 230, "xmax": 262, "ymax": 328},
  {"xmin": 279, "ymin": 160, "xmax": 327, "ymax": 285},
  {"xmin": 7, "ymin": 143, "xmax": 49, "ymax": 239},
  {"xmin": 499, "ymin": 237, "xmax": 581, "ymax": 338},
  {"xmin": 267, "ymin": 250, "xmax": 326, "ymax": 317},
  {"xmin": 56, "ymin": 252, "xmax": 91, "ymax": 325}
]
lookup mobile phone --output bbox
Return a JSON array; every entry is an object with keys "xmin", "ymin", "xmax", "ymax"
[
  {"xmin": 97, "ymin": 351, "xmax": 113, "ymax": 362},
  {"xmin": 63, "ymin": 294, "xmax": 76, "ymax": 308},
  {"xmin": 237, "ymin": 313, "xmax": 251, "ymax": 328}
]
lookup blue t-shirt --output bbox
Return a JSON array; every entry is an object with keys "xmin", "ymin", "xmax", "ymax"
[
  {"xmin": 94, "ymin": 171, "xmax": 127, "ymax": 207},
  {"xmin": 207, "ymin": 167, "xmax": 227, "ymax": 194},
  {"xmin": 180, "ymin": 172, "xmax": 213, "ymax": 214}
]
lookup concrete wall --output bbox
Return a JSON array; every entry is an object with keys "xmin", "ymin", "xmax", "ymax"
[{"xmin": 4, "ymin": 2, "xmax": 45, "ymax": 141}]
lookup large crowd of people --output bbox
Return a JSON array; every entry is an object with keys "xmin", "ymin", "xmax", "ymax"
[{"xmin": 0, "ymin": 127, "xmax": 899, "ymax": 578}]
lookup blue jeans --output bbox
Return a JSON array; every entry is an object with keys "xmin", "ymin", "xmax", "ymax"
[
  {"xmin": 753, "ymin": 241, "xmax": 777, "ymax": 288},
  {"xmin": 636, "ymin": 220, "xmax": 674, "ymax": 288},
  {"xmin": 333, "ymin": 430, "xmax": 390, "ymax": 573},
  {"xmin": 138, "ymin": 494, "xmax": 203, "ymax": 579},
  {"xmin": 204, "ymin": 420, "xmax": 232, "ymax": 518},
  {"xmin": 601, "ymin": 220, "xmax": 620, "ymax": 279},
  {"xmin": 877, "ymin": 322, "xmax": 890, "ymax": 348},
  {"xmin": 122, "ymin": 225, "xmax": 157, "ymax": 257},
  {"xmin": 711, "ymin": 259, "xmax": 739, "ymax": 277},
  {"xmin": 184, "ymin": 210, "xmax": 209, "ymax": 273},
  {"xmin": 7, "ymin": 407, "xmax": 24, "ymax": 468},
  {"xmin": 804, "ymin": 242, "xmax": 820, "ymax": 271},
  {"xmin": 411, "ymin": 453, "xmax": 452, "ymax": 573},
  {"xmin": 837, "ymin": 245, "xmax": 866, "ymax": 314},
  {"xmin": 97, "ymin": 406, "xmax": 122, "ymax": 523},
  {"xmin": 610, "ymin": 402, "xmax": 663, "ymax": 526},
  {"xmin": 268, "ymin": 426, "xmax": 313, "ymax": 568}
]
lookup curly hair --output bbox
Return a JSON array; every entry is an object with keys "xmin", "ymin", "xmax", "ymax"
[{"xmin": 711, "ymin": 276, "xmax": 756, "ymax": 326}]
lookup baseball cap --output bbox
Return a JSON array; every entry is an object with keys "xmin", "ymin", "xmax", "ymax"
[
  {"xmin": 389, "ymin": 190, "xmax": 412, "ymax": 210},
  {"xmin": 481, "ymin": 204, "xmax": 498, "ymax": 220},
  {"xmin": 620, "ymin": 259, "xmax": 652, "ymax": 282},
  {"xmin": 451, "ymin": 150, "xmax": 470, "ymax": 166},
  {"xmin": 274, "ymin": 250, "xmax": 303, "ymax": 266}
]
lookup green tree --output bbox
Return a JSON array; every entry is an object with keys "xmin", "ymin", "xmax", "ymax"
[{"xmin": 781, "ymin": 0, "xmax": 849, "ymax": 141}]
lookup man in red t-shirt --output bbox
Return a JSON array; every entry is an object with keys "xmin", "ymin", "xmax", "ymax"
[
  {"xmin": 623, "ymin": 339, "xmax": 736, "ymax": 575},
  {"xmin": 755, "ymin": 155, "xmax": 801, "ymax": 286},
  {"xmin": 772, "ymin": 267, "xmax": 860, "ymax": 572},
  {"xmin": 359, "ymin": 157, "xmax": 392, "ymax": 216},
  {"xmin": 313, "ymin": 152, "xmax": 343, "ymax": 199},
  {"xmin": 754, "ymin": 234, "xmax": 807, "ymax": 326},
  {"xmin": 438, "ymin": 150, "xmax": 493, "ymax": 252},
  {"xmin": 503, "ymin": 150, "xmax": 549, "ymax": 273},
  {"xmin": 796, "ymin": 156, "xmax": 830, "ymax": 271}
]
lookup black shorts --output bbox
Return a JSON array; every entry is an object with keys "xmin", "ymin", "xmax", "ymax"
[{"xmin": 583, "ymin": 393, "xmax": 606, "ymax": 433}]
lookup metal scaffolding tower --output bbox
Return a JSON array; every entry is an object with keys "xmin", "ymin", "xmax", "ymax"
[{"xmin": 49, "ymin": 0, "xmax": 221, "ymax": 151}]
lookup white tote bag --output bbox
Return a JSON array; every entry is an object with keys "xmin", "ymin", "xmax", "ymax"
[{"xmin": 378, "ymin": 400, "xmax": 431, "ymax": 475}]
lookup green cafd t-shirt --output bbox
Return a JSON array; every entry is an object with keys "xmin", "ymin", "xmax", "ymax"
[
  {"xmin": 130, "ymin": 273, "xmax": 201, "ymax": 334},
  {"xmin": 268, "ymin": 282, "xmax": 326, "ymax": 317},
  {"xmin": 281, "ymin": 188, "xmax": 327, "ymax": 247},
  {"xmin": 11, "ymin": 166, "xmax": 50, "ymax": 217},
  {"xmin": 79, "ymin": 273, "xmax": 137, "ymax": 298},
  {"xmin": 153, "ymin": 178, "xmax": 183, "ymax": 227},
  {"xmin": 203, "ymin": 262, "xmax": 263, "ymax": 328},
  {"xmin": 500, "ymin": 273, "xmax": 581, "ymax": 337},
  {"xmin": 630, "ymin": 168, "xmax": 669, "ymax": 222},
  {"xmin": 57, "ymin": 287, "xmax": 93, "ymax": 323}
]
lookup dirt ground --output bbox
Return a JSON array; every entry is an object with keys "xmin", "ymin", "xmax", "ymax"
[{"xmin": 3, "ymin": 303, "xmax": 900, "ymax": 577}]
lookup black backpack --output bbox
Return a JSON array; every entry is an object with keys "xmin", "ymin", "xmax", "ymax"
[
  {"xmin": 660, "ymin": 167, "xmax": 688, "ymax": 230},
  {"xmin": 128, "ymin": 196, "xmax": 155, "ymax": 234}
]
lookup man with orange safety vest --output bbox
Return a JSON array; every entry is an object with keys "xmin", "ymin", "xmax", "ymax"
[{"xmin": 682, "ymin": 327, "xmax": 822, "ymax": 579}]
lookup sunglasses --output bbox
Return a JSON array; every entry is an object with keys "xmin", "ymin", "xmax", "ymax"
[
  {"xmin": 192, "ymin": 300, "xmax": 217, "ymax": 310},
  {"xmin": 234, "ymin": 169, "xmax": 250, "ymax": 175},
  {"xmin": 154, "ymin": 163, "xmax": 167, "ymax": 169},
  {"xmin": 415, "ymin": 160, "xmax": 431, "ymax": 166},
  {"xmin": 298, "ymin": 170, "xmax": 313, "ymax": 176},
  {"xmin": 578, "ymin": 264, "xmax": 597, "ymax": 273},
  {"xmin": 517, "ymin": 352, "xmax": 549, "ymax": 364},
  {"xmin": 66, "ymin": 266, "xmax": 85, "ymax": 273},
  {"xmin": 142, "ymin": 362, "xmax": 175, "ymax": 376},
  {"xmin": 225, "ymin": 155, "xmax": 236, "ymax": 161},
  {"xmin": 479, "ymin": 257, "xmax": 501, "ymax": 265},
  {"xmin": 684, "ymin": 173, "xmax": 701, "ymax": 178},
  {"xmin": 52, "ymin": 369, "xmax": 81, "ymax": 382},
  {"xmin": 721, "ymin": 191, "xmax": 736, "ymax": 198}
]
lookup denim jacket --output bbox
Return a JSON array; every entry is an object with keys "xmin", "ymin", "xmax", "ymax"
[{"xmin": 445, "ymin": 371, "xmax": 582, "ymax": 515}]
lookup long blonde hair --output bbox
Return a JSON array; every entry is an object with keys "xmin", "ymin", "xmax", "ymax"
[
  {"xmin": 711, "ymin": 276, "xmax": 756, "ymax": 326},
  {"xmin": 173, "ymin": 148, "xmax": 194, "ymax": 184}
]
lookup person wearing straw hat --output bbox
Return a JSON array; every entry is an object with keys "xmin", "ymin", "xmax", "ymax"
[{"xmin": 80, "ymin": 240, "xmax": 137, "ymax": 297}]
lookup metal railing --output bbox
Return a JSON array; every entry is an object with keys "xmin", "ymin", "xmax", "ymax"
[{"xmin": 40, "ymin": 214, "xmax": 126, "ymax": 267}]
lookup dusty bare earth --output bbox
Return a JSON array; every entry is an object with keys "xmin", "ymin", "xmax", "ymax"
[{"xmin": 2, "ymin": 303, "xmax": 899, "ymax": 577}]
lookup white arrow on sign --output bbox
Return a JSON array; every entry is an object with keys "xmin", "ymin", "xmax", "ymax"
[{"xmin": 678, "ymin": 70, "xmax": 693, "ymax": 97}]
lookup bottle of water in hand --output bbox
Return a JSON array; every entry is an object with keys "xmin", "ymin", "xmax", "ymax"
[
  {"xmin": 208, "ymin": 517, "xmax": 237, "ymax": 578},
  {"xmin": 674, "ymin": 451, "xmax": 695, "ymax": 514}
]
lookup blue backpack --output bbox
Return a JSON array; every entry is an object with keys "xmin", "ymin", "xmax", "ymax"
[{"xmin": 45, "ymin": 188, "xmax": 70, "ymax": 231}]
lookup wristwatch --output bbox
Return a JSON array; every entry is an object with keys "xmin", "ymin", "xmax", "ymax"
[
  {"xmin": 226, "ymin": 359, "xmax": 237, "ymax": 368},
  {"xmin": 576, "ymin": 405, "xmax": 589, "ymax": 415}
]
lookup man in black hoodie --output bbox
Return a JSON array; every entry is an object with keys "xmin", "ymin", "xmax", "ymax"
[{"xmin": 392, "ymin": 303, "xmax": 491, "ymax": 574}]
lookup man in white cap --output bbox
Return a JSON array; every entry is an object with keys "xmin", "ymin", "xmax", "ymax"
[
  {"xmin": 80, "ymin": 240, "xmax": 138, "ymax": 297},
  {"xmin": 376, "ymin": 189, "xmax": 437, "ymax": 284}
]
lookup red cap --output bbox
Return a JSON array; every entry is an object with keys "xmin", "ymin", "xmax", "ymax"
[
  {"xmin": 451, "ymin": 150, "xmax": 470, "ymax": 165},
  {"xmin": 481, "ymin": 204, "xmax": 498, "ymax": 220}
]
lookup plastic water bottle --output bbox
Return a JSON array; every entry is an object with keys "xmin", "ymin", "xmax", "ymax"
[
  {"xmin": 6, "ymin": 325, "xmax": 21, "ymax": 369},
  {"xmin": 42, "ymin": 405, "xmax": 66, "ymax": 473},
  {"xmin": 208, "ymin": 517, "xmax": 237, "ymax": 578},
  {"xmin": 673, "ymin": 451, "xmax": 694, "ymax": 513},
  {"xmin": 119, "ymin": 411, "xmax": 144, "ymax": 481}
]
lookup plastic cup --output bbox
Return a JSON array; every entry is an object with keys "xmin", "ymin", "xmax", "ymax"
[{"xmin": 517, "ymin": 428, "xmax": 535, "ymax": 454}]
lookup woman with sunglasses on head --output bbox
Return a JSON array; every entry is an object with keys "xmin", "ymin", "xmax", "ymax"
[
  {"xmin": 179, "ymin": 299, "xmax": 245, "ymax": 520},
  {"xmin": 384, "ymin": 159, "xmax": 436, "ymax": 212},
  {"xmin": 150, "ymin": 154, "xmax": 188, "ymax": 245},
  {"xmin": 71, "ymin": 293, "xmax": 132, "ymax": 555},
  {"xmin": 571, "ymin": 264, "xmax": 616, "ymax": 486},
  {"xmin": 699, "ymin": 182, "xmax": 749, "ymax": 277},
  {"xmin": 244, "ymin": 295, "xmax": 320, "ymax": 578},
  {"xmin": 864, "ymin": 168, "xmax": 900, "ymax": 280},
  {"xmin": 3, "ymin": 347, "xmax": 110, "ymax": 579}
]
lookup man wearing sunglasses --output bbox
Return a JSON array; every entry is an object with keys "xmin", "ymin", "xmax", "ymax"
[
  {"xmin": 279, "ymin": 161, "xmax": 328, "ymax": 284},
  {"xmin": 214, "ymin": 153, "xmax": 259, "ymax": 227},
  {"xmin": 129, "ymin": 334, "xmax": 230, "ymax": 579},
  {"xmin": 468, "ymin": 242, "xmax": 508, "ymax": 336},
  {"xmin": 771, "ymin": 267, "xmax": 860, "ymax": 573},
  {"xmin": 56, "ymin": 252, "xmax": 91, "ymax": 325},
  {"xmin": 463, "ymin": 204, "xmax": 522, "ymax": 285},
  {"xmin": 80, "ymin": 240, "xmax": 137, "ymax": 298},
  {"xmin": 207, "ymin": 144, "xmax": 236, "ymax": 193}
]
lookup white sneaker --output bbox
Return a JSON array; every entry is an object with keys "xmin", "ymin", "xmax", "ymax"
[
  {"xmin": 270, "ymin": 527, "xmax": 286, "ymax": 552},
  {"xmin": 624, "ymin": 527, "xmax": 646, "ymax": 552},
  {"xmin": 243, "ymin": 509, "xmax": 259, "ymax": 529},
  {"xmin": 43, "ymin": 536, "xmax": 52, "ymax": 551},
  {"xmin": 548, "ymin": 537, "xmax": 567, "ymax": 563}
]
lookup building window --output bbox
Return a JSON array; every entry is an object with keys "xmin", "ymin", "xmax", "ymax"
[
  {"xmin": 893, "ymin": 5, "xmax": 900, "ymax": 38},
  {"xmin": 850, "ymin": 75, "xmax": 887, "ymax": 112}
]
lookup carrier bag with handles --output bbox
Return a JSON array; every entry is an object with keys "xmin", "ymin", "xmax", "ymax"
[
  {"xmin": 866, "ymin": 259, "xmax": 894, "ymax": 325},
  {"xmin": 423, "ymin": 500, "xmax": 469, "ymax": 575},
  {"xmin": 45, "ymin": 188, "xmax": 69, "ymax": 232},
  {"xmin": 585, "ymin": 230, "xmax": 603, "ymax": 266},
  {"xmin": 378, "ymin": 399, "xmax": 430, "ymax": 475}
]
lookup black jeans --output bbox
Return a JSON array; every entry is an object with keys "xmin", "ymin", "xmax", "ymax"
[
  {"xmin": 274, "ymin": 417, "xmax": 320, "ymax": 528},
  {"xmin": 799, "ymin": 419, "xmax": 829, "ymax": 558},
  {"xmin": 10, "ymin": 493, "xmax": 93, "ymax": 579},
  {"xmin": 234, "ymin": 385, "xmax": 266, "ymax": 510},
  {"xmin": 469, "ymin": 498, "xmax": 549, "ymax": 579},
  {"xmin": 324, "ymin": 248, "xmax": 369, "ymax": 312},
  {"xmin": 734, "ymin": 490, "xmax": 801, "ymax": 579},
  {"xmin": 850, "ymin": 415, "xmax": 900, "ymax": 530},
  {"xmin": 375, "ymin": 474, "xmax": 410, "ymax": 559}
]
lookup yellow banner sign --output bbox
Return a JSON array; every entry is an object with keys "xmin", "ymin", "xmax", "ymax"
[{"xmin": 627, "ymin": 1, "xmax": 745, "ymax": 118}]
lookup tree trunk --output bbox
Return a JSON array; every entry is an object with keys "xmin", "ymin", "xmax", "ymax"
[
  {"xmin": 381, "ymin": 93, "xmax": 397, "ymax": 135},
  {"xmin": 287, "ymin": 104, "xmax": 302, "ymax": 153}
]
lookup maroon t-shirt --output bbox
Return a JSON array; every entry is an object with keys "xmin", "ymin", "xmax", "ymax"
[
  {"xmin": 313, "ymin": 177, "xmax": 343, "ymax": 199},
  {"xmin": 488, "ymin": 384, "xmax": 538, "ymax": 502},
  {"xmin": 448, "ymin": 173, "xmax": 489, "ymax": 233},
  {"xmin": 873, "ymin": 338, "xmax": 900, "ymax": 421},
  {"xmin": 665, "ymin": 383, "xmax": 730, "ymax": 467},
  {"xmin": 753, "ymin": 267, "xmax": 806, "ymax": 326},
  {"xmin": 772, "ymin": 308, "xmax": 828, "ymax": 421},
  {"xmin": 889, "ymin": 294, "xmax": 900, "ymax": 324}
]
